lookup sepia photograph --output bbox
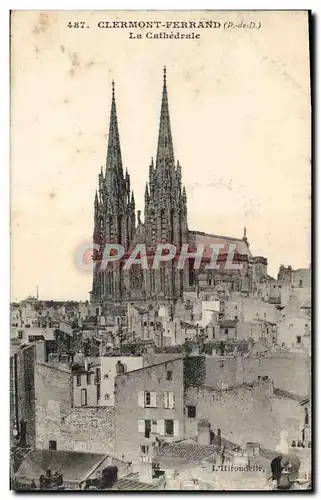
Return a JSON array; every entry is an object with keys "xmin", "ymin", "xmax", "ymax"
[{"xmin": 10, "ymin": 10, "xmax": 312, "ymax": 491}]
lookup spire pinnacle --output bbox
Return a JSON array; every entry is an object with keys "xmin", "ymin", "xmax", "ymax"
[
  {"xmin": 156, "ymin": 67, "xmax": 174, "ymax": 168},
  {"xmin": 106, "ymin": 79, "xmax": 123, "ymax": 174}
]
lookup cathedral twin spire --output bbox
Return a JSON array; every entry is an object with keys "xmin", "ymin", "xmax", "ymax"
[{"xmin": 94, "ymin": 67, "xmax": 188, "ymax": 250}]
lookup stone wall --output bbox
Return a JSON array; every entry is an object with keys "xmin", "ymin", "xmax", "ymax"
[
  {"xmin": 60, "ymin": 406, "xmax": 115, "ymax": 454},
  {"xmin": 17, "ymin": 345, "xmax": 36, "ymax": 447},
  {"xmin": 184, "ymin": 354, "xmax": 310, "ymax": 396},
  {"xmin": 34, "ymin": 362, "xmax": 115, "ymax": 455},
  {"xmin": 184, "ymin": 381, "xmax": 304, "ymax": 452},
  {"xmin": 243, "ymin": 355, "xmax": 310, "ymax": 397}
]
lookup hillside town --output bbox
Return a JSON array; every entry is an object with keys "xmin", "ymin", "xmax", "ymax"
[
  {"xmin": 10, "ymin": 261, "xmax": 311, "ymax": 490},
  {"xmin": 10, "ymin": 67, "xmax": 312, "ymax": 491}
]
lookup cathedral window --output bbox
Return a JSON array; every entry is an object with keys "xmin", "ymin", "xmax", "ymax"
[
  {"xmin": 160, "ymin": 267, "xmax": 166, "ymax": 292},
  {"xmin": 172, "ymin": 267, "xmax": 176, "ymax": 293},
  {"xmin": 161, "ymin": 210, "xmax": 167, "ymax": 242}
]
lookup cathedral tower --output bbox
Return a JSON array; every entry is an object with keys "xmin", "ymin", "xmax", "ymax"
[
  {"xmin": 144, "ymin": 67, "xmax": 189, "ymax": 300},
  {"xmin": 92, "ymin": 81, "xmax": 136, "ymax": 304}
]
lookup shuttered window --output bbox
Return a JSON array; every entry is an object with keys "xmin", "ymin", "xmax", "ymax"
[
  {"xmin": 159, "ymin": 420, "xmax": 179, "ymax": 437},
  {"xmin": 163, "ymin": 391, "xmax": 175, "ymax": 409},
  {"xmin": 137, "ymin": 391, "xmax": 158, "ymax": 408},
  {"xmin": 137, "ymin": 420, "xmax": 145, "ymax": 433}
]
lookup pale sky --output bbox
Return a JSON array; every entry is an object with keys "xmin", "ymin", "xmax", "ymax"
[{"xmin": 11, "ymin": 10, "xmax": 311, "ymax": 301}]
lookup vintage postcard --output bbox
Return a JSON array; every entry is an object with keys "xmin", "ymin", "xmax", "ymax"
[{"xmin": 10, "ymin": 10, "xmax": 312, "ymax": 491}]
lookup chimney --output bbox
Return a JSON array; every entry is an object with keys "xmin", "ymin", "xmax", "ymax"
[
  {"xmin": 197, "ymin": 419, "xmax": 211, "ymax": 445},
  {"xmin": 138, "ymin": 456, "xmax": 153, "ymax": 484}
]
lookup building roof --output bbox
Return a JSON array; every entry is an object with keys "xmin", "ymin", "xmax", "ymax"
[
  {"xmin": 11, "ymin": 447, "xmax": 33, "ymax": 473},
  {"xmin": 181, "ymin": 321, "xmax": 199, "ymax": 330},
  {"xmin": 189, "ymin": 231, "xmax": 251, "ymax": 258},
  {"xmin": 154, "ymin": 442, "xmax": 218, "ymax": 462},
  {"xmin": 116, "ymin": 356, "xmax": 184, "ymax": 376},
  {"xmin": 219, "ymin": 319, "xmax": 238, "ymax": 328},
  {"xmin": 111, "ymin": 473, "xmax": 159, "ymax": 491},
  {"xmin": 274, "ymin": 388, "xmax": 308, "ymax": 403},
  {"xmin": 14, "ymin": 450, "xmax": 107, "ymax": 483}
]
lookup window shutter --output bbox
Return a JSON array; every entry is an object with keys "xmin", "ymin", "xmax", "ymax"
[
  {"xmin": 158, "ymin": 420, "xmax": 165, "ymax": 436},
  {"xmin": 174, "ymin": 420, "xmax": 179, "ymax": 437},
  {"xmin": 163, "ymin": 392, "xmax": 168, "ymax": 409},
  {"xmin": 151, "ymin": 392, "xmax": 157, "ymax": 407},
  {"xmin": 138, "ymin": 391, "xmax": 144, "ymax": 407},
  {"xmin": 137, "ymin": 420, "xmax": 145, "ymax": 433},
  {"xmin": 169, "ymin": 392, "xmax": 175, "ymax": 409}
]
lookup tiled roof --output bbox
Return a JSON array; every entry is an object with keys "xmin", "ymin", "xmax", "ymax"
[
  {"xmin": 111, "ymin": 473, "xmax": 159, "ymax": 491},
  {"xmin": 15, "ymin": 449, "xmax": 107, "ymax": 483},
  {"xmin": 154, "ymin": 443, "xmax": 217, "ymax": 462},
  {"xmin": 11, "ymin": 447, "xmax": 33, "ymax": 473}
]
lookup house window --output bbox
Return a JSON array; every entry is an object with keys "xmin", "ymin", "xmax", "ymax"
[
  {"xmin": 150, "ymin": 322, "xmax": 154, "ymax": 327},
  {"xmin": 76, "ymin": 374, "xmax": 81, "ymax": 386},
  {"xmin": 140, "ymin": 445, "xmax": 149, "ymax": 455},
  {"xmin": 144, "ymin": 391, "xmax": 157, "ymax": 408},
  {"xmin": 145, "ymin": 391, "xmax": 151, "ymax": 406},
  {"xmin": 297, "ymin": 336, "xmax": 302, "ymax": 344},
  {"xmin": 235, "ymin": 316, "xmax": 238, "ymax": 320},
  {"xmin": 49, "ymin": 440, "xmax": 57, "ymax": 450},
  {"xmin": 116, "ymin": 361, "xmax": 126, "ymax": 374},
  {"xmin": 145, "ymin": 420, "xmax": 151, "ymax": 438},
  {"xmin": 81, "ymin": 388, "xmax": 87, "ymax": 406},
  {"xmin": 104, "ymin": 394, "xmax": 110, "ymax": 400},
  {"xmin": 86, "ymin": 373, "xmax": 92, "ymax": 385},
  {"xmin": 163, "ymin": 391, "xmax": 175, "ymax": 409},
  {"xmin": 165, "ymin": 420, "xmax": 174, "ymax": 436},
  {"xmin": 97, "ymin": 384, "xmax": 101, "ymax": 400},
  {"xmin": 186, "ymin": 405, "xmax": 196, "ymax": 418},
  {"xmin": 225, "ymin": 328, "xmax": 228, "ymax": 335},
  {"xmin": 299, "ymin": 280, "xmax": 303, "ymax": 288},
  {"xmin": 166, "ymin": 371, "xmax": 172, "ymax": 381}
]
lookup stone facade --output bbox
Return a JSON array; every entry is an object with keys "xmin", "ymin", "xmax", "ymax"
[
  {"xmin": 184, "ymin": 380, "xmax": 306, "ymax": 452},
  {"xmin": 91, "ymin": 69, "xmax": 268, "ymax": 310},
  {"xmin": 114, "ymin": 358, "xmax": 185, "ymax": 464}
]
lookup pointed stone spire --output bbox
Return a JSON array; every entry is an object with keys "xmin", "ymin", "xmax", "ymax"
[
  {"xmin": 131, "ymin": 191, "xmax": 135, "ymax": 209},
  {"xmin": 94, "ymin": 190, "xmax": 99, "ymax": 209},
  {"xmin": 156, "ymin": 66, "xmax": 175, "ymax": 168},
  {"xmin": 106, "ymin": 79, "xmax": 123, "ymax": 174},
  {"xmin": 145, "ymin": 182, "xmax": 150, "ymax": 202}
]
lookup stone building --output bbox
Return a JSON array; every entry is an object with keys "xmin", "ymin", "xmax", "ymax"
[
  {"xmin": 90, "ymin": 69, "xmax": 269, "ymax": 310},
  {"xmin": 10, "ymin": 342, "xmax": 115, "ymax": 456},
  {"xmin": 114, "ymin": 358, "xmax": 185, "ymax": 464},
  {"xmin": 114, "ymin": 354, "xmax": 311, "ymax": 467}
]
